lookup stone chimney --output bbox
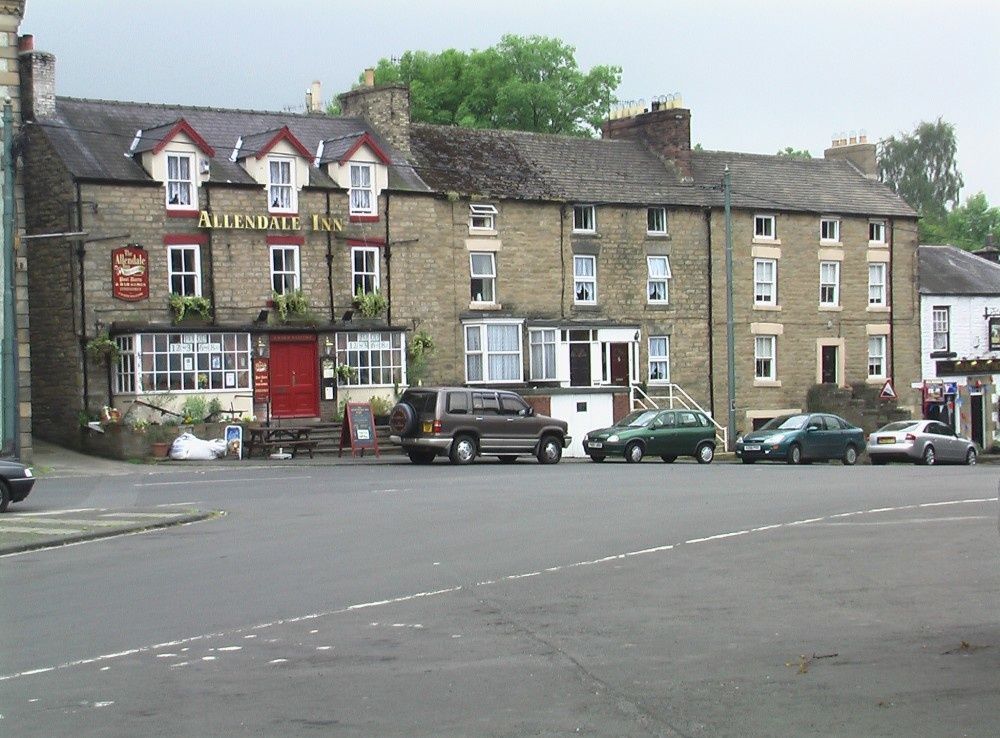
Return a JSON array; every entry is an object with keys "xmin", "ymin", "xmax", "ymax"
[
  {"xmin": 824, "ymin": 132, "xmax": 877, "ymax": 179},
  {"xmin": 972, "ymin": 234, "xmax": 1000, "ymax": 264},
  {"xmin": 18, "ymin": 39, "xmax": 56, "ymax": 121},
  {"xmin": 338, "ymin": 73, "xmax": 410, "ymax": 156},
  {"xmin": 305, "ymin": 80, "xmax": 322, "ymax": 113},
  {"xmin": 602, "ymin": 99, "xmax": 692, "ymax": 179}
]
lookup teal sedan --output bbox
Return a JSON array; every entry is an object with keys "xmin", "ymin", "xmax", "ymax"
[
  {"xmin": 735, "ymin": 412, "xmax": 864, "ymax": 465},
  {"xmin": 584, "ymin": 409, "xmax": 717, "ymax": 463}
]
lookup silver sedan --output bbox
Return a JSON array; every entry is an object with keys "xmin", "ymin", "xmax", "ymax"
[{"xmin": 866, "ymin": 419, "xmax": 977, "ymax": 466}]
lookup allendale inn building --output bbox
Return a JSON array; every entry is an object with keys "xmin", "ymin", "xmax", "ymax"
[{"xmin": 18, "ymin": 45, "xmax": 920, "ymax": 454}]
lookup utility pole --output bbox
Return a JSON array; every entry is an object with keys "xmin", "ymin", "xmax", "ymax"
[{"xmin": 723, "ymin": 166, "xmax": 735, "ymax": 450}]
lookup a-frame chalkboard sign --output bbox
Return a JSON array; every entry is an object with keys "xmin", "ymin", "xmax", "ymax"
[{"xmin": 339, "ymin": 402, "xmax": 381, "ymax": 457}]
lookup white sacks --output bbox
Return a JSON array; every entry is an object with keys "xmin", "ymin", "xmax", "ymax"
[{"xmin": 169, "ymin": 432, "xmax": 227, "ymax": 460}]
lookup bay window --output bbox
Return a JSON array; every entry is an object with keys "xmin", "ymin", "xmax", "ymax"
[
  {"xmin": 115, "ymin": 332, "xmax": 251, "ymax": 393},
  {"xmin": 465, "ymin": 322, "xmax": 522, "ymax": 383}
]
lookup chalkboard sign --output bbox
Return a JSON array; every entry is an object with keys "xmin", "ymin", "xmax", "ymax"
[{"xmin": 339, "ymin": 402, "xmax": 381, "ymax": 457}]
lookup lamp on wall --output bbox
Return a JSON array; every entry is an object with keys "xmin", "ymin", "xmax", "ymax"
[
  {"xmin": 256, "ymin": 336, "xmax": 267, "ymax": 357},
  {"xmin": 324, "ymin": 337, "xmax": 333, "ymax": 356}
]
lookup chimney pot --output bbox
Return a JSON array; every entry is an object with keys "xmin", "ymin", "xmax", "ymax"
[
  {"xmin": 364, "ymin": 68, "xmax": 375, "ymax": 87},
  {"xmin": 18, "ymin": 34, "xmax": 32, "ymax": 52}
]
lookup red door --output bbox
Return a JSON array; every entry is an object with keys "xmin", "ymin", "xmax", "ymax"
[
  {"xmin": 269, "ymin": 338, "xmax": 319, "ymax": 418},
  {"xmin": 610, "ymin": 343, "xmax": 630, "ymax": 386}
]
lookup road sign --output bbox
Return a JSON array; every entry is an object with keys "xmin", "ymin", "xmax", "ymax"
[{"xmin": 880, "ymin": 379, "xmax": 897, "ymax": 400}]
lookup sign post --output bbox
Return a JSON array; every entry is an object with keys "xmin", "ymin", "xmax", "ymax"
[{"xmin": 339, "ymin": 402, "xmax": 380, "ymax": 458}]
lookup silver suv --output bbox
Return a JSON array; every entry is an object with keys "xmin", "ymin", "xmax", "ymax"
[{"xmin": 389, "ymin": 387, "xmax": 571, "ymax": 465}]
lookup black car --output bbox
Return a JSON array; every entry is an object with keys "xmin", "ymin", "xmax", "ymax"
[{"xmin": 0, "ymin": 458, "xmax": 35, "ymax": 512}]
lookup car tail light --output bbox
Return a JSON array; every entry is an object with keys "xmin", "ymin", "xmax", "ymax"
[
  {"xmin": 432, "ymin": 419, "xmax": 442, "ymax": 434},
  {"xmin": 904, "ymin": 433, "xmax": 916, "ymax": 442}
]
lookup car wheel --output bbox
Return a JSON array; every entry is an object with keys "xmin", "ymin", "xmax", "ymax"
[
  {"xmin": 498, "ymin": 455, "xmax": 518, "ymax": 463},
  {"xmin": 589, "ymin": 454, "xmax": 606, "ymax": 463},
  {"xmin": 842, "ymin": 445, "xmax": 858, "ymax": 466},
  {"xmin": 449, "ymin": 434, "xmax": 477, "ymax": 465},
  {"xmin": 965, "ymin": 448, "xmax": 977, "ymax": 465},
  {"xmin": 0, "ymin": 481, "xmax": 9, "ymax": 513},
  {"xmin": 660, "ymin": 455, "xmax": 677, "ymax": 463},
  {"xmin": 786, "ymin": 443, "xmax": 802, "ymax": 465},
  {"xmin": 624, "ymin": 441, "xmax": 644, "ymax": 463},
  {"xmin": 406, "ymin": 449, "xmax": 436, "ymax": 464},
  {"xmin": 389, "ymin": 403, "xmax": 418, "ymax": 435},
  {"xmin": 537, "ymin": 435, "xmax": 562, "ymax": 464},
  {"xmin": 920, "ymin": 445, "xmax": 936, "ymax": 466},
  {"xmin": 696, "ymin": 442, "xmax": 715, "ymax": 464}
]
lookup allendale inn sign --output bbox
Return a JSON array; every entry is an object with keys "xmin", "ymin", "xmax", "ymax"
[{"xmin": 196, "ymin": 210, "xmax": 344, "ymax": 233}]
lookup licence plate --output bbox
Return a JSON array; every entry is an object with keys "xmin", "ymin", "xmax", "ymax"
[
  {"xmin": 587, "ymin": 441, "xmax": 603, "ymax": 449},
  {"xmin": 743, "ymin": 444, "xmax": 761, "ymax": 452},
  {"xmin": 877, "ymin": 437, "xmax": 895, "ymax": 444},
  {"xmin": 422, "ymin": 421, "xmax": 433, "ymax": 433}
]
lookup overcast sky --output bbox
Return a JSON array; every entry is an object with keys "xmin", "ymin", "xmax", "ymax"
[{"xmin": 20, "ymin": 0, "xmax": 1000, "ymax": 213}]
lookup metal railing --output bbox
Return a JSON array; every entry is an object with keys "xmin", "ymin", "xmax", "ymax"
[{"xmin": 631, "ymin": 384, "xmax": 728, "ymax": 450}]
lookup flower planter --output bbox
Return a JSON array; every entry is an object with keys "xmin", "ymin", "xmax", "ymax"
[{"xmin": 150, "ymin": 441, "xmax": 172, "ymax": 459}]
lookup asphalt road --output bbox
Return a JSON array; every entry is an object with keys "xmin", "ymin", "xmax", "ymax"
[{"xmin": 2, "ymin": 459, "xmax": 999, "ymax": 737}]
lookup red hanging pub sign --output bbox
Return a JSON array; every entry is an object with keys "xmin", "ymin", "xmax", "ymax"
[{"xmin": 111, "ymin": 245, "xmax": 149, "ymax": 301}]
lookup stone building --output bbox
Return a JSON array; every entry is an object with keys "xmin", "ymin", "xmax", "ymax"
[
  {"xmin": 0, "ymin": 1, "xmax": 32, "ymax": 460},
  {"xmin": 19, "ymin": 49, "xmax": 919, "ymax": 451}
]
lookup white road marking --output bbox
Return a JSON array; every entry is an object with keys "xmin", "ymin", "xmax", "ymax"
[
  {"xmin": 0, "ymin": 526, "xmax": 85, "ymax": 535},
  {"xmin": 10, "ymin": 508, "xmax": 100, "ymax": 516},
  {"xmin": 817, "ymin": 516, "xmax": 991, "ymax": 526},
  {"xmin": 3, "ymin": 495, "xmax": 996, "ymax": 684}
]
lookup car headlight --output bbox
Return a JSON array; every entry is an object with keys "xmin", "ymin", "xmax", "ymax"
[
  {"xmin": 24, "ymin": 468, "xmax": 33, "ymax": 478},
  {"xmin": 735, "ymin": 435, "xmax": 743, "ymax": 444},
  {"xmin": 607, "ymin": 434, "xmax": 620, "ymax": 443},
  {"xmin": 767, "ymin": 433, "xmax": 787, "ymax": 444}
]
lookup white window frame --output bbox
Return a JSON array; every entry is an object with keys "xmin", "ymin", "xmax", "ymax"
[
  {"xmin": 648, "ymin": 336, "xmax": 670, "ymax": 384},
  {"xmin": 574, "ymin": 255, "xmax": 597, "ymax": 304},
  {"xmin": 647, "ymin": 207, "xmax": 667, "ymax": 235},
  {"xmin": 469, "ymin": 203, "xmax": 497, "ymax": 232},
  {"xmin": 165, "ymin": 152, "xmax": 196, "ymax": 210},
  {"xmin": 351, "ymin": 246, "xmax": 380, "ymax": 296},
  {"xmin": 868, "ymin": 335, "xmax": 887, "ymax": 379},
  {"xmin": 573, "ymin": 204, "xmax": 596, "ymax": 233},
  {"xmin": 754, "ymin": 335, "xmax": 776, "ymax": 380},
  {"xmin": 116, "ymin": 332, "xmax": 252, "ymax": 393},
  {"xmin": 754, "ymin": 214, "xmax": 776, "ymax": 240},
  {"xmin": 470, "ymin": 252, "xmax": 496, "ymax": 303},
  {"xmin": 869, "ymin": 220, "xmax": 886, "ymax": 244},
  {"xmin": 335, "ymin": 331, "xmax": 404, "ymax": 387},
  {"xmin": 820, "ymin": 217, "xmax": 840, "ymax": 243},
  {"xmin": 464, "ymin": 322, "xmax": 523, "ymax": 384},
  {"xmin": 168, "ymin": 244, "xmax": 201, "ymax": 296},
  {"xmin": 754, "ymin": 258, "xmax": 776, "ymax": 306},
  {"xmin": 819, "ymin": 261, "xmax": 840, "ymax": 307},
  {"xmin": 349, "ymin": 163, "xmax": 376, "ymax": 216},
  {"xmin": 529, "ymin": 328, "xmax": 557, "ymax": 381},
  {"xmin": 932, "ymin": 306, "xmax": 950, "ymax": 352},
  {"xmin": 647, "ymin": 255, "xmax": 671, "ymax": 304},
  {"xmin": 868, "ymin": 263, "xmax": 887, "ymax": 306},
  {"xmin": 269, "ymin": 244, "xmax": 300, "ymax": 295},
  {"xmin": 267, "ymin": 156, "xmax": 295, "ymax": 213}
]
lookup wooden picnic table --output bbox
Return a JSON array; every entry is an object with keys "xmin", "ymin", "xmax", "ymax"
[{"xmin": 244, "ymin": 425, "xmax": 318, "ymax": 458}]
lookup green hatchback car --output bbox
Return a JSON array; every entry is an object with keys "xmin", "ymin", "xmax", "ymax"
[{"xmin": 583, "ymin": 409, "xmax": 717, "ymax": 463}]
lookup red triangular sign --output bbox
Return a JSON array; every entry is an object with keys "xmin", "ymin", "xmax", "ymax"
[{"xmin": 880, "ymin": 379, "xmax": 897, "ymax": 399}]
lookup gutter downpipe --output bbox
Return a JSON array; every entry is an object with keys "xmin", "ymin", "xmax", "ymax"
[
  {"xmin": 704, "ymin": 207, "xmax": 715, "ymax": 420},
  {"xmin": 2, "ymin": 102, "xmax": 16, "ymax": 455},
  {"xmin": 75, "ymin": 181, "xmax": 88, "ymax": 415},
  {"xmin": 724, "ymin": 166, "xmax": 736, "ymax": 450}
]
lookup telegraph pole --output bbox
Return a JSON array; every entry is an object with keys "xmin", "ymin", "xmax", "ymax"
[{"xmin": 723, "ymin": 166, "xmax": 736, "ymax": 450}]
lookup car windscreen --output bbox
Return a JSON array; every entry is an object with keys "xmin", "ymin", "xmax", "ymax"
[
  {"xmin": 617, "ymin": 410, "xmax": 659, "ymax": 427},
  {"xmin": 760, "ymin": 414, "xmax": 807, "ymax": 431}
]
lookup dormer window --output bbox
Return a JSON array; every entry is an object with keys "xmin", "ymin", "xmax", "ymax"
[
  {"xmin": 349, "ymin": 163, "xmax": 375, "ymax": 216},
  {"xmin": 470, "ymin": 203, "xmax": 497, "ymax": 232},
  {"xmin": 268, "ymin": 157, "xmax": 295, "ymax": 212},
  {"xmin": 166, "ymin": 153, "xmax": 195, "ymax": 209}
]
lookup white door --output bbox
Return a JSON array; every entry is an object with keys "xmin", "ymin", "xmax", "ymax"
[{"xmin": 550, "ymin": 393, "xmax": 615, "ymax": 458}]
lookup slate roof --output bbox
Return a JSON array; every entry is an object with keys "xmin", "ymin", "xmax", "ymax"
[
  {"xmin": 36, "ymin": 97, "xmax": 429, "ymax": 191},
  {"xmin": 918, "ymin": 244, "xmax": 1000, "ymax": 295},
  {"xmin": 689, "ymin": 150, "xmax": 916, "ymax": 217}
]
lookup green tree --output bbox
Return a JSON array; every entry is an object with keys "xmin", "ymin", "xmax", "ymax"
[
  {"xmin": 344, "ymin": 35, "xmax": 621, "ymax": 136},
  {"xmin": 921, "ymin": 192, "xmax": 1000, "ymax": 250},
  {"xmin": 877, "ymin": 118, "xmax": 963, "ymax": 221},
  {"xmin": 776, "ymin": 147, "xmax": 812, "ymax": 159}
]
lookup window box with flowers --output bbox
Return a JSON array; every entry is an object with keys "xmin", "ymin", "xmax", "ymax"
[{"xmin": 169, "ymin": 293, "xmax": 212, "ymax": 324}]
